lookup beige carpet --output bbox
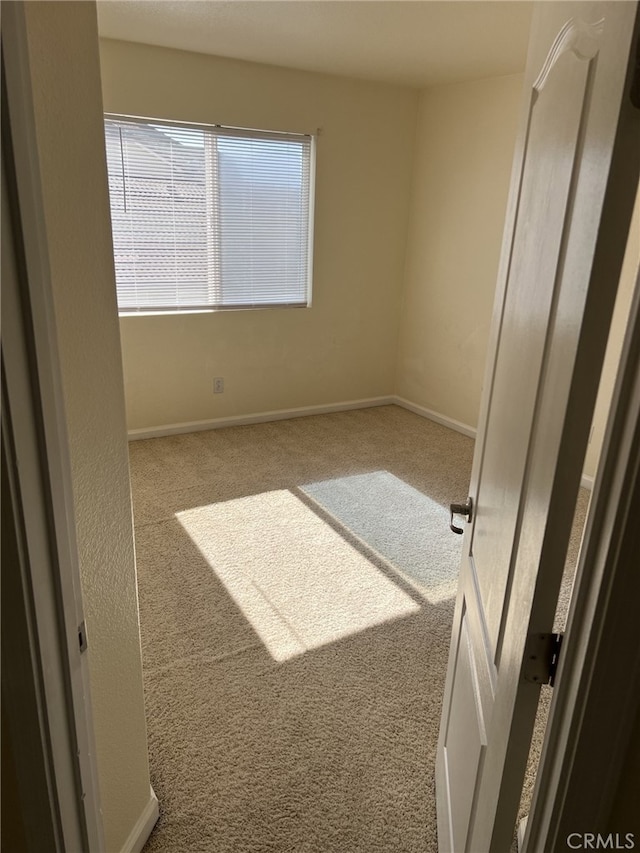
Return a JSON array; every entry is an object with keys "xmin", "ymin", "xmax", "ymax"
[{"xmin": 130, "ymin": 404, "xmax": 587, "ymax": 853}]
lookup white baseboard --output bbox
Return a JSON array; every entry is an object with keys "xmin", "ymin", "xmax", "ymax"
[
  {"xmin": 580, "ymin": 473, "xmax": 594, "ymax": 491},
  {"xmin": 127, "ymin": 396, "xmax": 598, "ymax": 494},
  {"xmin": 394, "ymin": 397, "xmax": 597, "ymax": 489},
  {"xmin": 517, "ymin": 815, "xmax": 528, "ymax": 851},
  {"xmin": 128, "ymin": 397, "xmax": 395, "ymax": 440},
  {"xmin": 120, "ymin": 786, "xmax": 159, "ymax": 853},
  {"xmin": 393, "ymin": 396, "xmax": 477, "ymax": 438}
]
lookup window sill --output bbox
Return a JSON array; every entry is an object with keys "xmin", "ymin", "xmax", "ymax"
[{"xmin": 118, "ymin": 303, "xmax": 311, "ymax": 318}]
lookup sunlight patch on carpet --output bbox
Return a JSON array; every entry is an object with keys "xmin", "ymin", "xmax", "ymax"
[
  {"xmin": 300, "ymin": 471, "xmax": 460, "ymax": 603},
  {"xmin": 176, "ymin": 489, "xmax": 419, "ymax": 662}
]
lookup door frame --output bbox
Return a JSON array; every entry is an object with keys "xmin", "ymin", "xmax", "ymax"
[
  {"xmin": 1, "ymin": 3, "xmax": 105, "ymax": 849},
  {"xmin": 523, "ymin": 234, "xmax": 640, "ymax": 846},
  {"xmin": 521, "ymin": 7, "xmax": 640, "ymax": 844}
]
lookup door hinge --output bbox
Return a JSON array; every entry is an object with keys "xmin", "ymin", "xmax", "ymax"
[
  {"xmin": 78, "ymin": 620, "xmax": 88, "ymax": 654},
  {"xmin": 523, "ymin": 632, "xmax": 564, "ymax": 687}
]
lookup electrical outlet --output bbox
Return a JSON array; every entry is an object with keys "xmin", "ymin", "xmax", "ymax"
[{"xmin": 213, "ymin": 377, "xmax": 224, "ymax": 394}]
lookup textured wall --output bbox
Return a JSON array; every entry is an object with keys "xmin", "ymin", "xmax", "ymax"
[
  {"xmin": 99, "ymin": 39, "xmax": 418, "ymax": 431},
  {"xmin": 22, "ymin": 4, "xmax": 152, "ymax": 850},
  {"xmin": 395, "ymin": 74, "xmax": 523, "ymax": 429}
]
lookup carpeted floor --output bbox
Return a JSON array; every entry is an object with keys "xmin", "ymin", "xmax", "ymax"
[{"xmin": 130, "ymin": 404, "xmax": 587, "ymax": 853}]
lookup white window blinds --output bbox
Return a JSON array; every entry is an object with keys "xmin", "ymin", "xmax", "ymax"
[{"xmin": 104, "ymin": 116, "xmax": 314, "ymax": 313}]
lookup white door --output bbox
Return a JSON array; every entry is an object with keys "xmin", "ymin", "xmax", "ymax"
[{"xmin": 435, "ymin": 3, "xmax": 640, "ymax": 851}]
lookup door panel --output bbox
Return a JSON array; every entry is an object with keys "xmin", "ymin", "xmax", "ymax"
[
  {"xmin": 472, "ymin": 40, "xmax": 597, "ymax": 657},
  {"xmin": 442, "ymin": 610, "xmax": 488, "ymax": 853},
  {"xmin": 436, "ymin": 3, "xmax": 640, "ymax": 851}
]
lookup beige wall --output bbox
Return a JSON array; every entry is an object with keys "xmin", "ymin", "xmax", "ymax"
[
  {"xmin": 583, "ymin": 188, "xmax": 639, "ymax": 480},
  {"xmin": 99, "ymin": 39, "xmax": 418, "ymax": 431},
  {"xmin": 393, "ymin": 70, "xmax": 637, "ymax": 482},
  {"xmin": 395, "ymin": 74, "xmax": 523, "ymax": 428},
  {"xmin": 23, "ymin": 5, "xmax": 152, "ymax": 851}
]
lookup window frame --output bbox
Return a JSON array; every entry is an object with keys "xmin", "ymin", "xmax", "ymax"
[{"xmin": 104, "ymin": 113, "xmax": 316, "ymax": 317}]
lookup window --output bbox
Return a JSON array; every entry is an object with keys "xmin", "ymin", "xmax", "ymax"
[{"xmin": 104, "ymin": 116, "xmax": 314, "ymax": 313}]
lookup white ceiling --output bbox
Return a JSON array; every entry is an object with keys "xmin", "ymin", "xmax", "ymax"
[{"xmin": 96, "ymin": 1, "xmax": 533, "ymax": 89}]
